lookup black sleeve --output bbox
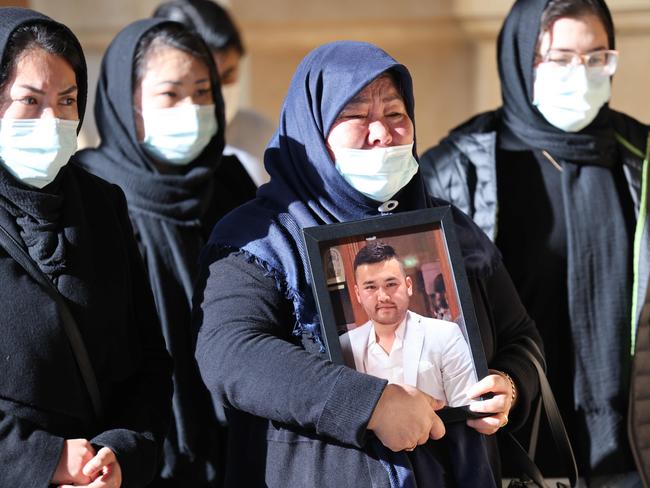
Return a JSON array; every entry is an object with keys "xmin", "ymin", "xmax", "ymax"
[
  {"xmin": 475, "ymin": 263, "xmax": 544, "ymax": 431},
  {"xmin": 217, "ymin": 155, "xmax": 258, "ymax": 208},
  {"xmin": 90, "ymin": 185, "xmax": 173, "ymax": 488},
  {"xmin": 203, "ymin": 155, "xmax": 258, "ymax": 238},
  {"xmin": 194, "ymin": 250, "xmax": 387, "ymax": 447},
  {"xmin": 0, "ymin": 411, "xmax": 63, "ymax": 486}
]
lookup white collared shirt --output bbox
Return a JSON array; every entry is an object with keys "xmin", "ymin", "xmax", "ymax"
[{"xmin": 364, "ymin": 319, "xmax": 406, "ymax": 384}]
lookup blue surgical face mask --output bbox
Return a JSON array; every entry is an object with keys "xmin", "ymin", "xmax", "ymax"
[
  {"xmin": 0, "ymin": 118, "xmax": 79, "ymax": 188},
  {"xmin": 141, "ymin": 104, "xmax": 218, "ymax": 165},
  {"xmin": 332, "ymin": 143, "xmax": 419, "ymax": 203},
  {"xmin": 533, "ymin": 63, "xmax": 611, "ymax": 132}
]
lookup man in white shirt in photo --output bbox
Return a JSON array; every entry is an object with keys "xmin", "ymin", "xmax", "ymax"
[{"xmin": 340, "ymin": 241, "xmax": 477, "ymax": 407}]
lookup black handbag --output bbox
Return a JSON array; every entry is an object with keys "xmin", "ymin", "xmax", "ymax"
[
  {"xmin": 502, "ymin": 337, "xmax": 578, "ymax": 488},
  {"xmin": 0, "ymin": 222, "xmax": 104, "ymax": 421}
]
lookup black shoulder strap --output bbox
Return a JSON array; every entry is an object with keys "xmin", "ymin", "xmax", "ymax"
[
  {"xmin": 0, "ymin": 223, "xmax": 104, "ymax": 421},
  {"xmin": 503, "ymin": 337, "xmax": 578, "ymax": 488}
]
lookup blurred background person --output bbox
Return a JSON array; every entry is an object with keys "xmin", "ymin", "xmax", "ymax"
[
  {"xmin": 154, "ymin": 0, "xmax": 274, "ymax": 186},
  {"xmin": 430, "ymin": 273, "xmax": 452, "ymax": 321},
  {"xmin": 419, "ymin": 0, "xmax": 650, "ymax": 485},
  {"xmin": 0, "ymin": 7, "xmax": 172, "ymax": 487},
  {"xmin": 74, "ymin": 18, "xmax": 255, "ymax": 486}
]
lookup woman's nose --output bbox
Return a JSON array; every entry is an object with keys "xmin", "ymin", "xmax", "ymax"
[
  {"xmin": 178, "ymin": 96, "xmax": 196, "ymax": 106},
  {"xmin": 367, "ymin": 119, "xmax": 392, "ymax": 147},
  {"xmin": 40, "ymin": 106, "xmax": 57, "ymax": 119}
]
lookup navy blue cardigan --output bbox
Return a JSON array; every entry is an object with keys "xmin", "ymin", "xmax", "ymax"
[{"xmin": 194, "ymin": 250, "xmax": 542, "ymax": 487}]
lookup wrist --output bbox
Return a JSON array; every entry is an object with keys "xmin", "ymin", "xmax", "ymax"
[
  {"xmin": 368, "ymin": 383, "xmax": 391, "ymax": 431},
  {"xmin": 490, "ymin": 369, "xmax": 517, "ymax": 406}
]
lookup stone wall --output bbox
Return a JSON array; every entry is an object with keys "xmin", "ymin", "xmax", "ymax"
[{"xmin": 28, "ymin": 0, "xmax": 650, "ymax": 151}]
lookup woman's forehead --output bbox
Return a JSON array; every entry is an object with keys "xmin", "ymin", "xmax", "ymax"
[
  {"xmin": 13, "ymin": 47, "xmax": 76, "ymax": 85},
  {"xmin": 344, "ymin": 75, "xmax": 402, "ymax": 107}
]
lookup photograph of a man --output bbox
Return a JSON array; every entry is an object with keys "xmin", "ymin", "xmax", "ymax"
[{"xmin": 340, "ymin": 241, "xmax": 477, "ymax": 407}]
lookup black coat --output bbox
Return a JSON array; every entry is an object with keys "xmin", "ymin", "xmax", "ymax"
[
  {"xmin": 194, "ymin": 250, "xmax": 542, "ymax": 487},
  {"xmin": 73, "ymin": 18, "xmax": 257, "ymax": 485},
  {"xmin": 419, "ymin": 109, "xmax": 650, "ymax": 482},
  {"xmin": 0, "ymin": 165, "xmax": 172, "ymax": 487}
]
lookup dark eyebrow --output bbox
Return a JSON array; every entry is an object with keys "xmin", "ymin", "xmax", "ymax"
[
  {"xmin": 552, "ymin": 46, "xmax": 609, "ymax": 53},
  {"xmin": 17, "ymin": 84, "xmax": 44, "ymax": 94},
  {"xmin": 59, "ymin": 85, "xmax": 77, "ymax": 96},
  {"xmin": 155, "ymin": 80, "xmax": 182, "ymax": 87},
  {"xmin": 382, "ymin": 94, "xmax": 402, "ymax": 104},
  {"xmin": 346, "ymin": 94, "xmax": 370, "ymax": 106},
  {"xmin": 155, "ymin": 78, "xmax": 211, "ymax": 87},
  {"xmin": 17, "ymin": 84, "xmax": 78, "ymax": 96},
  {"xmin": 344, "ymin": 92, "xmax": 402, "ymax": 108}
]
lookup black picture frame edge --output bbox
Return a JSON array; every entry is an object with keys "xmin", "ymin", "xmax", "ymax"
[{"xmin": 302, "ymin": 206, "xmax": 490, "ymax": 424}]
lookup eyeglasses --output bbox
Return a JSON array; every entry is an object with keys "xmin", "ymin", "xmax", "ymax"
[{"xmin": 539, "ymin": 49, "xmax": 619, "ymax": 76}]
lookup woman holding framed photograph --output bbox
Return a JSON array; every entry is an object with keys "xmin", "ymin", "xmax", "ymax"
[{"xmin": 194, "ymin": 40, "xmax": 543, "ymax": 486}]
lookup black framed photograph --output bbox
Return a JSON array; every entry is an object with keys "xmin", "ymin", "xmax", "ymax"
[{"xmin": 302, "ymin": 206, "xmax": 489, "ymax": 422}]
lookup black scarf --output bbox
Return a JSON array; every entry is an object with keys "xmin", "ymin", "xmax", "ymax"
[
  {"xmin": 73, "ymin": 19, "xmax": 225, "ymax": 482},
  {"xmin": 498, "ymin": 0, "xmax": 633, "ymax": 475},
  {"xmin": 0, "ymin": 8, "xmax": 89, "ymax": 305}
]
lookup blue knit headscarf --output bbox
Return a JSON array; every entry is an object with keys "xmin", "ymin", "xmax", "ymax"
[{"xmin": 206, "ymin": 40, "xmax": 498, "ymax": 348}]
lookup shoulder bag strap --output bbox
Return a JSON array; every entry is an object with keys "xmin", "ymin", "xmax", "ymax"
[
  {"xmin": 0, "ymin": 223, "xmax": 104, "ymax": 421},
  {"xmin": 503, "ymin": 337, "xmax": 578, "ymax": 487}
]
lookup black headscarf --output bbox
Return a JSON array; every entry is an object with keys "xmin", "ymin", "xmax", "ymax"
[
  {"xmin": 0, "ymin": 8, "xmax": 87, "ymax": 126},
  {"xmin": 73, "ymin": 18, "xmax": 225, "ymax": 483},
  {"xmin": 498, "ymin": 0, "xmax": 633, "ymax": 476},
  {"xmin": 0, "ymin": 8, "xmax": 89, "ymax": 300},
  {"xmin": 75, "ymin": 18, "xmax": 224, "ymax": 222},
  {"xmin": 498, "ymin": 0, "xmax": 616, "ymax": 163}
]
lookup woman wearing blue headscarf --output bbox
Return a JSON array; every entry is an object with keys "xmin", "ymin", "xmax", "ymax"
[{"xmin": 194, "ymin": 41, "xmax": 543, "ymax": 486}]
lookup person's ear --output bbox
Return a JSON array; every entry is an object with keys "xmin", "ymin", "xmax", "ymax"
[
  {"xmin": 406, "ymin": 276, "xmax": 413, "ymax": 297},
  {"xmin": 354, "ymin": 284, "xmax": 361, "ymax": 304}
]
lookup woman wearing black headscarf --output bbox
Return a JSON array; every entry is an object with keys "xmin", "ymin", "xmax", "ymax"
[
  {"xmin": 194, "ymin": 40, "xmax": 543, "ymax": 487},
  {"xmin": 74, "ymin": 18, "xmax": 255, "ymax": 487},
  {"xmin": 153, "ymin": 0, "xmax": 274, "ymax": 187},
  {"xmin": 419, "ymin": 0, "xmax": 650, "ymax": 485},
  {"xmin": 0, "ymin": 7, "xmax": 172, "ymax": 488}
]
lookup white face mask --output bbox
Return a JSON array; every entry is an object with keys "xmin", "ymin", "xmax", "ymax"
[
  {"xmin": 533, "ymin": 63, "xmax": 611, "ymax": 132},
  {"xmin": 221, "ymin": 82, "xmax": 240, "ymax": 126},
  {"xmin": 332, "ymin": 143, "xmax": 418, "ymax": 203},
  {"xmin": 0, "ymin": 118, "xmax": 78, "ymax": 188},
  {"xmin": 141, "ymin": 104, "xmax": 217, "ymax": 165}
]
